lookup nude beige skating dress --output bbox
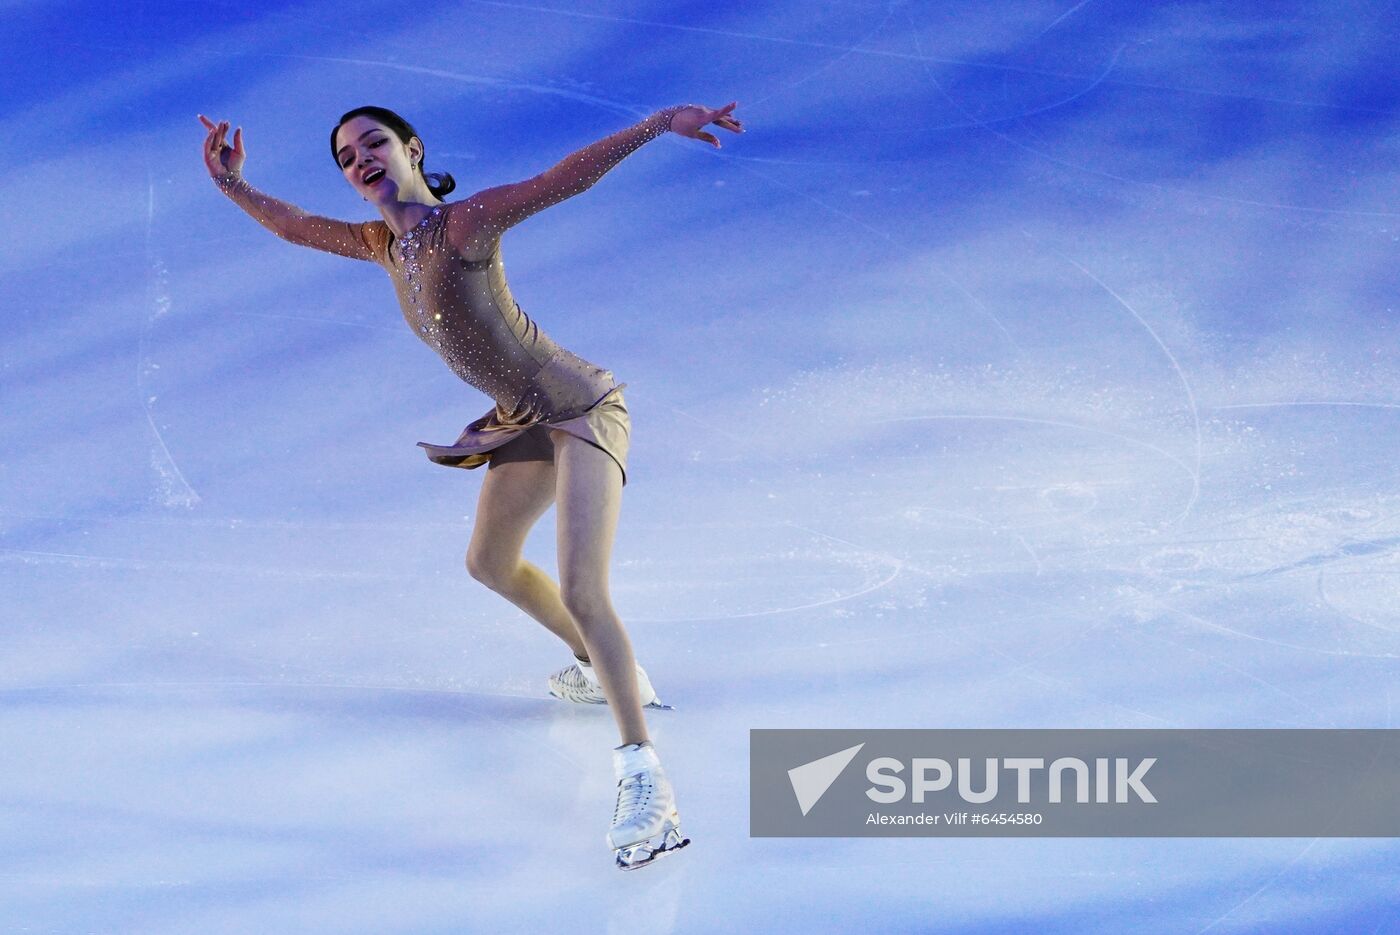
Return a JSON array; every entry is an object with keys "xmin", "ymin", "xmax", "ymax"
[
  {"xmin": 212, "ymin": 107, "xmax": 687, "ymax": 486},
  {"xmin": 361, "ymin": 202, "xmax": 631, "ymax": 485}
]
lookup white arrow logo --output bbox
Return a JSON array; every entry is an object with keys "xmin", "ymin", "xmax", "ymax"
[{"xmin": 788, "ymin": 742, "xmax": 865, "ymax": 816}]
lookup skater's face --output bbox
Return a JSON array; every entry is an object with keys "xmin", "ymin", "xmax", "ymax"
[{"xmin": 334, "ymin": 116, "xmax": 422, "ymax": 204}]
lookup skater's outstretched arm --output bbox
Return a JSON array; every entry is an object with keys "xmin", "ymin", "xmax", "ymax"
[
  {"xmin": 455, "ymin": 102, "xmax": 744, "ymax": 244},
  {"xmin": 199, "ymin": 115, "xmax": 381, "ymax": 262}
]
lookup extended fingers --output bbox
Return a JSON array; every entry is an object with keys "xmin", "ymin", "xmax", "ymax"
[
  {"xmin": 199, "ymin": 115, "xmax": 229, "ymax": 153},
  {"xmin": 706, "ymin": 102, "xmax": 743, "ymax": 132}
]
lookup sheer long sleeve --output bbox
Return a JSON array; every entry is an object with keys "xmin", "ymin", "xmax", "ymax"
[
  {"xmin": 213, "ymin": 172, "xmax": 383, "ymax": 262},
  {"xmin": 463, "ymin": 105, "xmax": 687, "ymax": 237}
]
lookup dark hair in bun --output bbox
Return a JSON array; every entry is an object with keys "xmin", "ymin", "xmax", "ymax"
[{"xmin": 331, "ymin": 105, "xmax": 456, "ymax": 199}]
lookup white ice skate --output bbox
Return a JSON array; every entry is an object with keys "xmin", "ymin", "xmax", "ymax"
[
  {"xmin": 608, "ymin": 741, "xmax": 690, "ymax": 871},
  {"xmin": 547, "ymin": 660, "xmax": 673, "ymax": 710}
]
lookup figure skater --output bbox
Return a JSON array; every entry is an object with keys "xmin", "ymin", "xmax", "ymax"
[{"xmin": 197, "ymin": 99, "xmax": 743, "ymax": 870}]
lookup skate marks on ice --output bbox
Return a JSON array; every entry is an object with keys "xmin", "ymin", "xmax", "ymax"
[
  {"xmin": 1037, "ymin": 0, "xmax": 1100, "ymax": 39},
  {"xmin": 904, "ymin": 4, "xmax": 1400, "ymax": 225},
  {"xmin": 0, "ymin": 678, "xmax": 680, "ymax": 921},
  {"xmin": 473, "ymin": 0, "xmax": 1394, "ymax": 126},
  {"xmin": 629, "ymin": 351, "xmax": 1400, "ymax": 733},
  {"xmin": 1192, "ymin": 690, "xmax": 1395, "ymax": 935},
  {"xmin": 141, "ymin": 172, "xmax": 200, "ymax": 510},
  {"xmin": 618, "ymin": 540, "xmax": 904, "ymax": 625}
]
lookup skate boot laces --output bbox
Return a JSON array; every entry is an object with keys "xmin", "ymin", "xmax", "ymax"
[
  {"xmin": 609, "ymin": 759, "xmax": 690, "ymax": 869},
  {"xmin": 548, "ymin": 662, "xmax": 606, "ymax": 704},
  {"xmin": 547, "ymin": 662, "xmax": 670, "ymax": 709},
  {"xmin": 613, "ymin": 768, "xmax": 657, "ymax": 828}
]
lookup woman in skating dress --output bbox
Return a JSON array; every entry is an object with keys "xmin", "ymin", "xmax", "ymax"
[{"xmin": 197, "ymin": 99, "xmax": 742, "ymax": 870}]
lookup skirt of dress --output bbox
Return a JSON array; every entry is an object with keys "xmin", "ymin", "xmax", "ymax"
[{"xmin": 416, "ymin": 382, "xmax": 631, "ymax": 486}]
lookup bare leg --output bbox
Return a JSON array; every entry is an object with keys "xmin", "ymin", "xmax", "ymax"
[
  {"xmin": 550, "ymin": 429, "xmax": 647, "ymax": 746},
  {"xmin": 465, "ymin": 458, "xmax": 588, "ymax": 658}
]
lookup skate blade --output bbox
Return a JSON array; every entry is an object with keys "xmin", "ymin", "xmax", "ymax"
[{"xmin": 614, "ymin": 827, "xmax": 690, "ymax": 871}]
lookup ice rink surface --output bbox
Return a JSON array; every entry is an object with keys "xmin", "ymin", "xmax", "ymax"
[{"xmin": 3, "ymin": 0, "xmax": 1400, "ymax": 931}]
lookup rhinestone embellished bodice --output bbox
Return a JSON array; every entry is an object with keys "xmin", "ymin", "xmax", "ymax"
[{"xmin": 383, "ymin": 204, "xmax": 564, "ymax": 409}]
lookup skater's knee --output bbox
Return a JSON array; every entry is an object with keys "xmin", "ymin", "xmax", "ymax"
[
  {"xmin": 559, "ymin": 580, "xmax": 612, "ymax": 623},
  {"xmin": 466, "ymin": 549, "xmax": 517, "ymax": 591}
]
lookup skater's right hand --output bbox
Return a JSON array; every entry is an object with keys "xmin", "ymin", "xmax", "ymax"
[{"xmin": 198, "ymin": 114, "xmax": 245, "ymax": 179}]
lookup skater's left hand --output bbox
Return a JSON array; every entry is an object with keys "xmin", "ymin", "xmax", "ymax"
[{"xmin": 669, "ymin": 102, "xmax": 744, "ymax": 149}]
